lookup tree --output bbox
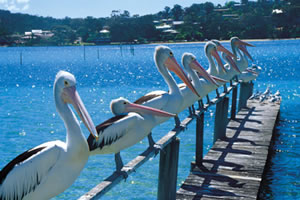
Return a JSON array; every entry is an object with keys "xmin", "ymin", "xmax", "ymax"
[
  {"xmin": 163, "ymin": 6, "xmax": 171, "ymax": 19},
  {"xmin": 171, "ymin": 4, "xmax": 183, "ymax": 20}
]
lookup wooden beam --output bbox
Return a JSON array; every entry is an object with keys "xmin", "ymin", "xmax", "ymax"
[
  {"xmin": 238, "ymin": 82, "xmax": 254, "ymax": 111},
  {"xmin": 214, "ymin": 97, "xmax": 229, "ymax": 143},
  {"xmin": 157, "ymin": 138, "xmax": 180, "ymax": 200},
  {"xmin": 231, "ymin": 86, "xmax": 238, "ymax": 119},
  {"xmin": 191, "ymin": 112, "xmax": 204, "ymax": 170}
]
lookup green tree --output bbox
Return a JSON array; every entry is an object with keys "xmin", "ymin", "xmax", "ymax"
[{"xmin": 171, "ymin": 4, "xmax": 184, "ymax": 20}]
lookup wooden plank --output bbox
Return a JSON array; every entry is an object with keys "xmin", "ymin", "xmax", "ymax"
[{"xmin": 176, "ymin": 99, "xmax": 280, "ymax": 200}]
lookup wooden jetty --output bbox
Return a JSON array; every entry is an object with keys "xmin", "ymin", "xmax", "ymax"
[
  {"xmin": 177, "ymin": 99, "xmax": 280, "ymax": 199},
  {"xmin": 79, "ymin": 81, "xmax": 281, "ymax": 200}
]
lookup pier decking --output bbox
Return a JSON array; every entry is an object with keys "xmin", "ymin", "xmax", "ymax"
[{"xmin": 176, "ymin": 99, "xmax": 281, "ymax": 200}]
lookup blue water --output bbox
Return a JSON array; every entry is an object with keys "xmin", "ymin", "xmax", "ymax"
[{"xmin": 0, "ymin": 40, "xmax": 299, "ymax": 199}]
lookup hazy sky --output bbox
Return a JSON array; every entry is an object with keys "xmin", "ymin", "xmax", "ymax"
[{"xmin": 0, "ymin": 0, "xmax": 228, "ymax": 19}]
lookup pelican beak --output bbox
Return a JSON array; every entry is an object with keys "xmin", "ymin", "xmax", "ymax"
[
  {"xmin": 62, "ymin": 86, "xmax": 98, "ymax": 140},
  {"xmin": 245, "ymin": 68, "xmax": 258, "ymax": 75},
  {"xmin": 165, "ymin": 57, "xmax": 201, "ymax": 98},
  {"xmin": 210, "ymin": 75, "xmax": 228, "ymax": 83},
  {"xmin": 237, "ymin": 39, "xmax": 255, "ymax": 47},
  {"xmin": 236, "ymin": 40, "xmax": 254, "ymax": 61},
  {"xmin": 211, "ymin": 49, "xmax": 227, "ymax": 74},
  {"xmin": 216, "ymin": 45, "xmax": 237, "ymax": 59},
  {"xmin": 126, "ymin": 103, "xmax": 176, "ymax": 117},
  {"xmin": 190, "ymin": 60, "xmax": 219, "ymax": 87},
  {"xmin": 226, "ymin": 54, "xmax": 241, "ymax": 73}
]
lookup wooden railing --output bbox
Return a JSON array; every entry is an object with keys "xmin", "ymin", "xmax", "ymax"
[{"xmin": 78, "ymin": 80, "xmax": 254, "ymax": 200}]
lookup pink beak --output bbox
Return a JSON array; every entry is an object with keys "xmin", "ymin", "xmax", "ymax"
[
  {"xmin": 62, "ymin": 86, "xmax": 98, "ymax": 140},
  {"xmin": 226, "ymin": 55, "xmax": 241, "ymax": 73},
  {"xmin": 190, "ymin": 60, "xmax": 219, "ymax": 87},
  {"xmin": 217, "ymin": 45, "xmax": 237, "ymax": 59},
  {"xmin": 236, "ymin": 40, "xmax": 254, "ymax": 61},
  {"xmin": 165, "ymin": 57, "xmax": 201, "ymax": 98},
  {"xmin": 126, "ymin": 103, "xmax": 176, "ymax": 117},
  {"xmin": 211, "ymin": 75, "xmax": 228, "ymax": 83},
  {"xmin": 211, "ymin": 49, "xmax": 227, "ymax": 73}
]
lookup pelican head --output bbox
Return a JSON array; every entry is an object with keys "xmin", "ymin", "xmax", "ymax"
[
  {"xmin": 110, "ymin": 97, "xmax": 176, "ymax": 117},
  {"xmin": 154, "ymin": 46, "xmax": 200, "ymax": 97},
  {"xmin": 211, "ymin": 39, "xmax": 236, "ymax": 59},
  {"xmin": 230, "ymin": 37, "xmax": 254, "ymax": 61},
  {"xmin": 182, "ymin": 53, "xmax": 218, "ymax": 87},
  {"xmin": 54, "ymin": 71, "xmax": 98, "ymax": 140},
  {"xmin": 205, "ymin": 42, "xmax": 227, "ymax": 73}
]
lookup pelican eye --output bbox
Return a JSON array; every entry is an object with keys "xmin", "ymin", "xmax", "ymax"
[
  {"xmin": 123, "ymin": 102, "xmax": 127, "ymax": 105},
  {"xmin": 64, "ymin": 81, "xmax": 69, "ymax": 86},
  {"xmin": 169, "ymin": 52, "xmax": 173, "ymax": 57}
]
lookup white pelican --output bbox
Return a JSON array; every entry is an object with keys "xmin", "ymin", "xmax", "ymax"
[
  {"xmin": 178, "ymin": 53, "xmax": 220, "ymax": 112},
  {"xmin": 133, "ymin": 46, "xmax": 200, "ymax": 125},
  {"xmin": 204, "ymin": 42, "xmax": 230, "ymax": 92},
  {"xmin": 87, "ymin": 97, "xmax": 175, "ymax": 173},
  {"xmin": 230, "ymin": 37, "xmax": 255, "ymax": 72},
  {"xmin": 0, "ymin": 71, "xmax": 98, "ymax": 200},
  {"xmin": 211, "ymin": 40, "xmax": 241, "ymax": 80}
]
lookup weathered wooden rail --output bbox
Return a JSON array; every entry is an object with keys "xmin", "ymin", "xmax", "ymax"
[{"xmin": 79, "ymin": 79, "xmax": 279, "ymax": 200}]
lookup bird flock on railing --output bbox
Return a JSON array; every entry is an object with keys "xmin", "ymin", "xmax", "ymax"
[{"xmin": 1, "ymin": 37, "xmax": 268, "ymax": 200}]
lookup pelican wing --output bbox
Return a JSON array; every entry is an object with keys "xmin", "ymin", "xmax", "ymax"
[
  {"xmin": 0, "ymin": 141, "xmax": 63, "ymax": 200},
  {"xmin": 139, "ymin": 92, "xmax": 170, "ymax": 112},
  {"xmin": 134, "ymin": 93, "xmax": 163, "ymax": 105},
  {"xmin": 88, "ymin": 114, "xmax": 138, "ymax": 153}
]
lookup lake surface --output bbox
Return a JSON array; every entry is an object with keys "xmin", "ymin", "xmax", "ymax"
[{"xmin": 0, "ymin": 40, "xmax": 299, "ymax": 199}]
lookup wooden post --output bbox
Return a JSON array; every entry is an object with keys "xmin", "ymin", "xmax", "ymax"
[
  {"xmin": 97, "ymin": 48, "xmax": 99, "ymax": 60},
  {"xmin": 238, "ymin": 82, "xmax": 254, "ymax": 111},
  {"xmin": 231, "ymin": 86, "xmax": 237, "ymax": 119},
  {"xmin": 213, "ymin": 97, "xmax": 229, "ymax": 143},
  {"xmin": 157, "ymin": 138, "xmax": 180, "ymax": 200},
  {"xmin": 191, "ymin": 112, "xmax": 204, "ymax": 170}
]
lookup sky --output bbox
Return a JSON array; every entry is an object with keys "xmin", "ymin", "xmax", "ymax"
[{"xmin": 0, "ymin": 0, "xmax": 229, "ymax": 19}]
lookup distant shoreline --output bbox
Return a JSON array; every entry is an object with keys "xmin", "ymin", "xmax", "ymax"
[
  {"xmin": 148, "ymin": 37, "xmax": 300, "ymax": 45},
  {"xmin": 1, "ymin": 37, "xmax": 299, "ymax": 47}
]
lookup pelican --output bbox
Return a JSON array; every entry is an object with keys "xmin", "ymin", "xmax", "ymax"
[
  {"xmin": 0, "ymin": 71, "xmax": 98, "ymax": 200},
  {"xmin": 211, "ymin": 40, "xmax": 241, "ymax": 80},
  {"xmin": 178, "ymin": 53, "xmax": 220, "ymax": 112},
  {"xmin": 230, "ymin": 37, "xmax": 255, "ymax": 72},
  {"xmin": 230, "ymin": 37, "xmax": 260, "ymax": 82},
  {"xmin": 133, "ymin": 46, "xmax": 200, "ymax": 124},
  {"xmin": 87, "ymin": 97, "xmax": 175, "ymax": 173},
  {"xmin": 203, "ymin": 42, "xmax": 231, "ymax": 92}
]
